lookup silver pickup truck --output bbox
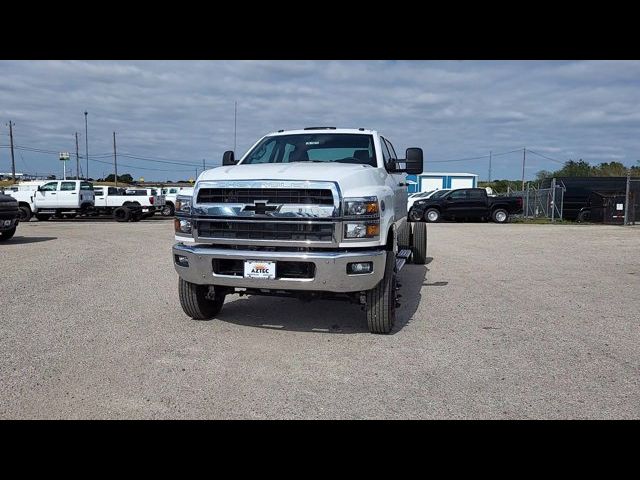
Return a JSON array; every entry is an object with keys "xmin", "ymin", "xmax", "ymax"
[{"xmin": 172, "ymin": 127, "xmax": 427, "ymax": 334}]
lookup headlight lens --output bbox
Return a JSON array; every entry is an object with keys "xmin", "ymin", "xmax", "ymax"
[
  {"xmin": 174, "ymin": 218, "xmax": 192, "ymax": 234},
  {"xmin": 344, "ymin": 197, "xmax": 379, "ymax": 217},
  {"xmin": 344, "ymin": 222, "xmax": 380, "ymax": 238},
  {"xmin": 175, "ymin": 195, "xmax": 192, "ymax": 214}
]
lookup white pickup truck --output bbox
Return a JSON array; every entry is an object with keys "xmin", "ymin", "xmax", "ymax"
[
  {"xmin": 5, "ymin": 180, "xmax": 95, "ymax": 221},
  {"xmin": 92, "ymin": 186, "xmax": 162, "ymax": 221},
  {"xmin": 172, "ymin": 127, "xmax": 427, "ymax": 334}
]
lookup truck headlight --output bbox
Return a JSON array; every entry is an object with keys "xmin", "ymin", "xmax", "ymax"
[
  {"xmin": 344, "ymin": 222, "xmax": 380, "ymax": 238},
  {"xmin": 344, "ymin": 197, "xmax": 379, "ymax": 217},
  {"xmin": 175, "ymin": 195, "xmax": 192, "ymax": 214},
  {"xmin": 174, "ymin": 218, "xmax": 192, "ymax": 234}
]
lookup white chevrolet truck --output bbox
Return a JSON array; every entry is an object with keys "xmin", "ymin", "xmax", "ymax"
[
  {"xmin": 6, "ymin": 180, "xmax": 95, "ymax": 221},
  {"xmin": 172, "ymin": 128, "xmax": 427, "ymax": 334}
]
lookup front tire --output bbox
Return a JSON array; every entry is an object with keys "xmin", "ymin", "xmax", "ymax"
[
  {"xmin": 178, "ymin": 278, "xmax": 225, "ymax": 320},
  {"xmin": 0, "ymin": 226, "xmax": 16, "ymax": 241},
  {"xmin": 408, "ymin": 208, "xmax": 423, "ymax": 222},
  {"xmin": 365, "ymin": 253, "xmax": 397, "ymax": 334},
  {"xmin": 425, "ymin": 208, "xmax": 441, "ymax": 223},
  {"xmin": 492, "ymin": 208, "xmax": 509, "ymax": 223},
  {"xmin": 162, "ymin": 203, "xmax": 175, "ymax": 216}
]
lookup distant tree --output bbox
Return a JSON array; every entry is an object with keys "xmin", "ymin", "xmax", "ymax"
[
  {"xmin": 47, "ymin": 175, "xmax": 57, "ymax": 180},
  {"xmin": 103, "ymin": 173, "xmax": 133, "ymax": 183},
  {"xmin": 594, "ymin": 161, "xmax": 628, "ymax": 177},
  {"xmin": 554, "ymin": 159, "xmax": 594, "ymax": 177},
  {"xmin": 535, "ymin": 170, "xmax": 553, "ymax": 181}
]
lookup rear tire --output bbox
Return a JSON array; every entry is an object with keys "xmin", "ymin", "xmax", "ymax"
[
  {"xmin": 178, "ymin": 278, "xmax": 225, "ymax": 320},
  {"xmin": 365, "ymin": 253, "xmax": 397, "ymax": 334},
  {"xmin": 0, "ymin": 226, "xmax": 16, "ymax": 241},
  {"xmin": 397, "ymin": 222, "xmax": 411, "ymax": 248},
  {"xmin": 492, "ymin": 208, "xmax": 509, "ymax": 223},
  {"xmin": 18, "ymin": 206, "xmax": 31, "ymax": 222},
  {"xmin": 425, "ymin": 208, "xmax": 440, "ymax": 223},
  {"xmin": 35, "ymin": 214, "xmax": 51, "ymax": 222},
  {"xmin": 114, "ymin": 207, "xmax": 131, "ymax": 222},
  {"xmin": 411, "ymin": 222, "xmax": 427, "ymax": 264}
]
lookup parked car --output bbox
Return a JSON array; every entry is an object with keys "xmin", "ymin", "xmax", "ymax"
[
  {"xmin": 409, "ymin": 187, "xmax": 523, "ymax": 223},
  {"xmin": 4, "ymin": 180, "xmax": 95, "ymax": 221},
  {"xmin": 0, "ymin": 193, "xmax": 20, "ymax": 241},
  {"xmin": 407, "ymin": 189, "xmax": 451, "ymax": 209},
  {"xmin": 172, "ymin": 127, "xmax": 427, "ymax": 334}
]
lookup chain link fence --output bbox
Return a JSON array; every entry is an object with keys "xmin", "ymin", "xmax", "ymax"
[
  {"xmin": 506, "ymin": 179, "xmax": 566, "ymax": 221},
  {"xmin": 624, "ymin": 176, "xmax": 640, "ymax": 225}
]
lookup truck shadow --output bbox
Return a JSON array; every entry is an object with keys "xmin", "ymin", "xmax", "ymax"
[
  {"xmin": 216, "ymin": 264, "xmax": 427, "ymax": 335},
  {"xmin": 3, "ymin": 236, "xmax": 57, "ymax": 244}
]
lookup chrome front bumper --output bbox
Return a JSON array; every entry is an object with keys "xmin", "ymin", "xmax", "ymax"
[{"xmin": 172, "ymin": 243, "xmax": 387, "ymax": 292}]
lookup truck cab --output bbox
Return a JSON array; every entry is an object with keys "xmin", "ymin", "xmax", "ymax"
[{"xmin": 172, "ymin": 127, "xmax": 427, "ymax": 334}]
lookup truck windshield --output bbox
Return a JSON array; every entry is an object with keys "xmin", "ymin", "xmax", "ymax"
[{"xmin": 241, "ymin": 134, "xmax": 377, "ymax": 167}]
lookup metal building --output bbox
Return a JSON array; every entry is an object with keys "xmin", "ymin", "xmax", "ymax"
[{"xmin": 406, "ymin": 172, "xmax": 478, "ymax": 194}]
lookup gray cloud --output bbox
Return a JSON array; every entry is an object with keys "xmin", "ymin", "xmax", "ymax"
[{"xmin": 1, "ymin": 60, "xmax": 639, "ymax": 180}]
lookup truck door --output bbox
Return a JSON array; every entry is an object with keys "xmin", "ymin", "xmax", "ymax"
[
  {"xmin": 35, "ymin": 181, "xmax": 59, "ymax": 208},
  {"xmin": 94, "ymin": 187, "xmax": 106, "ymax": 207},
  {"xmin": 58, "ymin": 181, "xmax": 78, "ymax": 208},
  {"xmin": 442, "ymin": 189, "xmax": 469, "ymax": 218},
  {"xmin": 381, "ymin": 137, "xmax": 408, "ymax": 220},
  {"xmin": 467, "ymin": 189, "xmax": 488, "ymax": 217}
]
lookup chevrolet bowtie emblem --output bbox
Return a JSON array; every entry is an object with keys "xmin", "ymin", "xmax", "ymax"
[{"xmin": 243, "ymin": 201, "xmax": 279, "ymax": 215}]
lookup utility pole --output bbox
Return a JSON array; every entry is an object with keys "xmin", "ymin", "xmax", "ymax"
[
  {"xmin": 234, "ymin": 101, "xmax": 237, "ymax": 153},
  {"xmin": 113, "ymin": 131, "xmax": 118, "ymax": 187},
  {"xmin": 488, "ymin": 150, "xmax": 492, "ymax": 182},
  {"xmin": 75, "ymin": 132, "xmax": 80, "ymax": 180},
  {"xmin": 202, "ymin": 158, "xmax": 206, "ymax": 172},
  {"xmin": 84, "ymin": 111, "xmax": 89, "ymax": 180},
  {"xmin": 8, "ymin": 121, "xmax": 16, "ymax": 181},
  {"xmin": 521, "ymin": 147, "xmax": 526, "ymax": 191}
]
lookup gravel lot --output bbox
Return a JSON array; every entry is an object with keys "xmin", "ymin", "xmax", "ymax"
[{"xmin": 1, "ymin": 218, "xmax": 638, "ymax": 419}]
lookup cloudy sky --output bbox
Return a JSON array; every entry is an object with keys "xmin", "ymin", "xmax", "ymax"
[{"xmin": 1, "ymin": 60, "xmax": 639, "ymax": 181}]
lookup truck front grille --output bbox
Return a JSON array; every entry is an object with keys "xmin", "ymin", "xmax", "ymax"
[
  {"xmin": 197, "ymin": 188, "xmax": 334, "ymax": 205},
  {"xmin": 198, "ymin": 221, "xmax": 334, "ymax": 242}
]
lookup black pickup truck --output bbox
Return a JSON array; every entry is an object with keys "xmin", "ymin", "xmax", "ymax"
[
  {"xmin": 0, "ymin": 193, "xmax": 20, "ymax": 241},
  {"xmin": 409, "ymin": 188, "xmax": 523, "ymax": 223}
]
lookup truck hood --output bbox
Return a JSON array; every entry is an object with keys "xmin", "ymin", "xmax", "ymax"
[{"xmin": 198, "ymin": 163, "xmax": 388, "ymax": 196}]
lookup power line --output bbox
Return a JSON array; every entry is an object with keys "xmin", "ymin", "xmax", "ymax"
[
  {"xmin": 429, "ymin": 148, "xmax": 523, "ymax": 163},
  {"xmin": 526, "ymin": 148, "xmax": 565, "ymax": 164}
]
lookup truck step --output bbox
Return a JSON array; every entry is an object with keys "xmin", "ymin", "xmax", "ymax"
[{"xmin": 395, "ymin": 249, "xmax": 412, "ymax": 272}]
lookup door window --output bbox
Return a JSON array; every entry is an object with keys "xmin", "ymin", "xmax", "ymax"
[
  {"xmin": 448, "ymin": 190, "xmax": 467, "ymax": 200},
  {"xmin": 61, "ymin": 182, "xmax": 76, "ymax": 191},
  {"xmin": 40, "ymin": 182, "xmax": 58, "ymax": 191},
  {"xmin": 468, "ymin": 190, "xmax": 486, "ymax": 200}
]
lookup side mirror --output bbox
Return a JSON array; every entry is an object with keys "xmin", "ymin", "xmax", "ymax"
[
  {"xmin": 222, "ymin": 150, "xmax": 237, "ymax": 166},
  {"xmin": 37, "ymin": 186, "xmax": 43, "ymax": 191},
  {"xmin": 404, "ymin": 148, "xmax": 424, "ymax": 175}
]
